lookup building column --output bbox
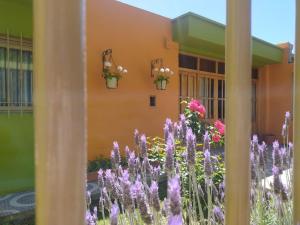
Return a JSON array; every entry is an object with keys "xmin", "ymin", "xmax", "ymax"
[
  {"xmin": 33, "ymin": 0, "xmax": 86, "ymax": 224},
  {"xmin": 294, "ymin": 1, "xmax": 300, "ymax": 224},
  {"xmin": 225, "ymin": 0, "xmax": 252, "ymax": 224}
]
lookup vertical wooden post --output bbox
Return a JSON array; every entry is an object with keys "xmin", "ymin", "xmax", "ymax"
[
  {"xmin": 33, "ymin": 0, "xmax": 86, "ymax": 224},
  {"xmin": 225, "ymin": 0, "xmax": 251, "ymax": 224},
  {"xmin": 294, "ymin": 1, "xmax": 300, "ymax": 224}
]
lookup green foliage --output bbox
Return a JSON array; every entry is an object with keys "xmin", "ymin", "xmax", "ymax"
[
  {"xmin": 87, "ymin": 156, "xmax": 127, "ymax": 172},
  {"xmin": 153, "ymin": 74, "xmax": 169, "ymax": 84},
  {"xmin": 182, "ymin": 100, "xmax": 208, "ymax": 140},
  {"xmin": 87, "ymin": 156, "xmax": 112, "ymax": 172},
  {"xmin": 147, "ymin": 136, "xmax": 225, "ymax": 197},
  {"xmin": 103, "ymin": 68, "xmax": 122, "ymax": 81}
]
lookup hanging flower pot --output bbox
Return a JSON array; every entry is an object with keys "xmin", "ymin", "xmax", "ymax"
[
  {"xmin": 102, "ymin": 49, "xmax": 128, "ymax": 89},
  {"xmin": 106, "ymin": 77, "xmax": 118, "ymax": 89},
  {"xmin": 156, "ymin": 79, "xmax": 168, "ymax": 90},
  {"xmin": 152, "ymin": 66, "xmax": 174, "ymax": 91}
]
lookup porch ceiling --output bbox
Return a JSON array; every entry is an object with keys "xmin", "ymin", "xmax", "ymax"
[{"xmin": 173, "ymin": 12, "xmax": 283, "ymax": 68}]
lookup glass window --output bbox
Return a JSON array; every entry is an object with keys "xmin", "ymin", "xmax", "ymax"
[
  {"xmin": 218, "ymin": 79, "xmax": 225, "ymax": 120},
  {"xmin": 0, "ymin": 47, "xmax": 33, "ymax": 110},
  {"xmin": 218, "ymin": 62, "xmax": 225, "ymax": 74},
  {"xmin": 199, "ymin": 58, "xmax": 216, "ymax": 73},
  {"xmin": 179, "ymin": 54, "xmax": 198, "ymax": 70},
  {"xmin": 197, "ymin": 76, "xmax": 214, "ymax": 119}
]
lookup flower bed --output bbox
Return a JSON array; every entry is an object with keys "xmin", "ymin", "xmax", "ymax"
[{"xmin": 85, "ymin": 103, "xmax": 293, "ymax": 225}]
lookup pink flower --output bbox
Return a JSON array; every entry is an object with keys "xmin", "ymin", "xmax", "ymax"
[
  {"xmin": 188, "ymin": 99, "xmax": 206, "ymax": 118},
  {"xmin": 214, "ymin": 120, "xmax": 225, "ymax": 135},
  {"xmin": 188, "ymin": 99, "xmax": 200, "ymax": 112},
  {"xmin": 212, "ymin": 134, "xmax": 221, "ymax": 143},
  {"xmin": 198, "ymin": 104, "xmax": 206, "ymax": 119}
]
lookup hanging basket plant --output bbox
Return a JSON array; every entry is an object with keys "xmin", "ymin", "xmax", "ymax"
[
  {"xmin": 102, "ymin": 49, "xmax": 127, "ymax": 89},
  {"xmin": 153, "ymin": 67, "xmax": 174, "ymax": 90}
]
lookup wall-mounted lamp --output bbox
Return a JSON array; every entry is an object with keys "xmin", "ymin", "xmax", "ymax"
[
  {"xmin": 102, "ymin": 49, "xmax": 127, "ymax": 89},
  {"xmin": 151, "ymin": 58, "xmax": 174, "ymax": 90}
]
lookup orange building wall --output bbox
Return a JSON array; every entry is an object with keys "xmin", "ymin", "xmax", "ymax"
[
  {"xmin": 257, "ymin": 43, "xmax": 293, "ymax": 142},
  {"xmin": 87, "ymin": 0, "xmax": 179, "ymax": 159}
]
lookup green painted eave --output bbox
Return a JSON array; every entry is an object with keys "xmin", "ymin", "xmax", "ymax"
[
  {"xmin": 173, "ymin": 12, "xmax": 283, "ymax": 67},
  {"xmin": 0, "ymin": 0, "xmax": 32, "ymax": 38}
]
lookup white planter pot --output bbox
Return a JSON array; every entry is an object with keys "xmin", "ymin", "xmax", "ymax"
[
  {"xmin": 156, "ymin": 80, "xmax": 167, "ymax": 90},
  {"xmin": 106, "ymin": 77, "xmax": 118, "ymax": 89}
]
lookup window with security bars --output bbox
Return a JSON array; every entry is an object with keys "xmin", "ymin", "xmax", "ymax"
[
  {"xmin": 179, "ymin": 53, "xmax": 258, "ymax": 122},
  {"xmin": 0, "ymin": 35, "xmax": 33, "ymax": 111}
]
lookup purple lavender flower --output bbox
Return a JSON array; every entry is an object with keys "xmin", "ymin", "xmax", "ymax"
[
  {"xmin": 128, "ymin": 151, "xmax": 136, "ymax": 179},
  {"xmin": 86, "ymin": 191, "xmax": 91, "ymax": 207},
  {"xmin": 101, "ymin": 187, "xmax": 111, "ymax": 209},
  {"xmin": 105, "ymin": 169, "xmax": 115, "ymax": 191},
  {"xmin": 186, "ymin": 128, "xmax": 196, "ymax": 166},
  {"xmin": 272, "ymin": 140, "xmax": 282, "ymax": 169},
  {"xmin": 134, "ymin": 129, "xmax": 140, "ymax": 146},
  {"xmin": 168, "ymin": 175, "xmax": 182, "ymax": 216},
  {"xmin": 134, "ymin": 181, "xmax": 153, "ymax": 224},
  {"xmin": 281, "ymin": 147, "xmax": 288, "ymax": 165},
  {"xmin": 97, "ymin": 169, "xmax": 104, "ymax": 188},
  {"xmin": 203, "ymin": 131, "xmax": 210, "ymax": 151},
  {"xmin": 125, "ymin": 146, "xmax": 130, "ymax": 161},
  {"xmin": 173, "ymin": 122, "xmax": 179, "ymax": 140},
  {"xmin": 142, "ymin": 157, "xmax": 152, "ymax": 177},
  {"xmin": 179, "ymin": 114, "xmax": 187, "ymax": 144},
  {"xmin": 272, "ymin": 166, "xmax": 283, "ymax": 195},
  {"xmin": 119, "ymin": 170, "xmax": 134, "ymax": 212},
  {"xmin": 85, "ymin": 209, "xmax": 97, "ymax": 225},
  {"xmin": 168, "ymin": 214, "xmax": 183, "ymax": 225},
  {"xmin": 258, "ymin": 144, "xmax": 265, "ymax": 168},
  {"xmin": 166, "ymin": 118, "xmax": 174, "ymax": 133},
  {"xmin": 204, "ymin": 150, "xmax": 213, "ymax": 178},
  {"xmin": 165, "ymin": 135, "xmax": 175, "ymax": 175},
  {"xmin": 250, "ymin": 151, "xmax": 257, "ymax": 180},
  {"xmin": 136, "ymin": 157, "xmax": 142, "ymax": 174},
  {"xmin": 110, "ymin": 202, "xmax": 119, "ymax": 225},
  {"xmin": 104, "ymin": 170, "xmax": 120, "ymax": 200},
  {"xmin": 164, "ymin": 124, "xmax": 170, "ymax": 143},
  {"xmin": 282, "ymin": 124, "xmax": 287, "ymax": 137},
  {"xmin": 150, "ymin": 181, "xmax": 161, "ymax": 212},
  {"xmin": 285, "ymin": 111, "xmax": 291, "ymax": 125},
  {"xmin": 252, "ymin": 135, "xmax": 259, "ymax": 154},
  {"xmin": 162, "ymin": 198, "xmax": 169, "ymax": 217},
  {"xmin": 140, "ymin": 134, "xmax": 148, "ymax": 158},
  {"xmin": 111, "ymin": 142, "xmax": 121, "ymax": 168},
  {"xmin": 213, "ymin": 206, "xmax": 224, "ymax": 224}
]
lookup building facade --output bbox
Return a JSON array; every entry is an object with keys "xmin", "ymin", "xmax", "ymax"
[{"xmin": 0, "ymin": 0, "xmax": 294, "ymax": 193}]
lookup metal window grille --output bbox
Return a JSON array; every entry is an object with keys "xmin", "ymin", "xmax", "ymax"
[{"xmin": 0, "ymin": 32, "xmax": 33, "ymax": 114}]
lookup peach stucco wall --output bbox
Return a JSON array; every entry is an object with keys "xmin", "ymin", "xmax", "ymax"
[
  {"xmin": 257, "ymin": 43, "xmax": 293, "ymax": 142},
  {"xmin": 87, "ymin": 0, "xmax": 179, "ymax": 159}
]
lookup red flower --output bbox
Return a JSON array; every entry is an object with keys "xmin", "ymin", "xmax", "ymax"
[
  {"xmin": 212, "ymin": 134, "xmax": 221, "ymax": 143},
  {"xmin": 214, "ymin": 120, "xmax": 225, "ymax": 135}
]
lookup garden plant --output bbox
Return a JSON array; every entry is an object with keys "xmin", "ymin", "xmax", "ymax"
[{"xmin": 85, "ymin": 100, "xmax": 293, "ymax": 225}]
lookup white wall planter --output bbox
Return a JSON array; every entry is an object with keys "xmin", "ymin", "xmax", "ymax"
[
  {"xmin": 106, "ymin": 77, "xmax": 118, "ymax": 89},
  {"xmin": 156, "ymin": 80, "xmax": 167, "ymax": 90}
]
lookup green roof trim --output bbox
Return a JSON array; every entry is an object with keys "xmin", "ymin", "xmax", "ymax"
[
  {"xmin": 0, "ymin": 0, "xmax": 32, "ymax": 38},
  {"xmin": 173, "ymin": 12, "xmax": 283, "ymax": 67}
]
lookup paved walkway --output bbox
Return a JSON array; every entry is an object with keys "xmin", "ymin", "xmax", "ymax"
[{"xmin": 0, "ymin": 182, "xmax": 99, "ymax": 222}]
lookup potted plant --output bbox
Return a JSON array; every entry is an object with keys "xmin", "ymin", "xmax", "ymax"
[
  {"xmin": 102, "ymin": 49, "xmax": 127, "ymax": 89},
  {"xmin": 153, "ymin": 67, "xmax": 174, "ymax": 90},
  {"xmin": 103, "ymin": 63, "xmax": 127, "ymax": 89}
]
